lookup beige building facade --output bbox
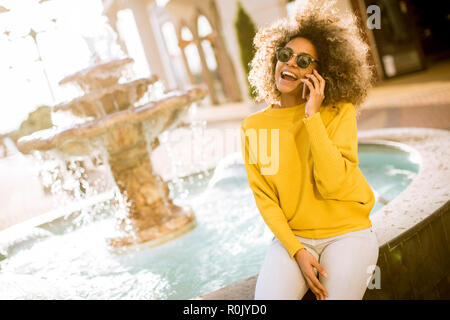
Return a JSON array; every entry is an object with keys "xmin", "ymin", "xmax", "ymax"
[{"xmin": 102, "ymin": 0, "xmax": 383, "ymax": 106}]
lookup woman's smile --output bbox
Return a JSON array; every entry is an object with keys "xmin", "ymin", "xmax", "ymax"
[
  {"xmin": 281, "ymin": 70, "xmax": 299, "ymax": 81},
  {"xmin": 277, "ymin": 68, "xmax": 303, "ymax": 91}
]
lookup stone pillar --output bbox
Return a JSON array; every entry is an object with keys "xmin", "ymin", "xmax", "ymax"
[
  {"xmin": 206, "ymin": 1, "xmax": 242, "ymax": 102},
  {"xmin": 128, "ymin": 0, "xmax": 171, "ymax": 88},
  {"xmin": 349, "ymin": 0, "xmax": 384, "ymax": 83}
]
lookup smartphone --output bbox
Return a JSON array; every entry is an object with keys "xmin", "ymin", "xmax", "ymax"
[{"xmin": 302, "ymin": 73, "xmax": 312, "ymax": 99}]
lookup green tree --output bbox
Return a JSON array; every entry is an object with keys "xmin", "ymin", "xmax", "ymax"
[{"xmin": 234, "ymin": 1, "xmax": 257, "ymax": 99}]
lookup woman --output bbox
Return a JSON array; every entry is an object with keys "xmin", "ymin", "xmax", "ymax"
[{"xmin": 240, "ymin": 0, "xmax": 379, "ymax": 300}]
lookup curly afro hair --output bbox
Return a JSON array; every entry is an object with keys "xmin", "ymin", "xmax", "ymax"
[{"xmin": 248, "ymin": 0, "xmax": 375, "ymax": 111}]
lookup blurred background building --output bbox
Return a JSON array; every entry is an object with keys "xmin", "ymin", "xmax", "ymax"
[{"xmin": 0, "ymin": 0, "xmax": 449, "ymax": 141}]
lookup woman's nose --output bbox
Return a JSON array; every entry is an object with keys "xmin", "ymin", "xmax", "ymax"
[{"xmin": 286, "ymin": 55, "xmax": 298, "ymax": 67}]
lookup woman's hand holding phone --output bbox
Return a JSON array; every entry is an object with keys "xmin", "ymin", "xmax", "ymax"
[{"xmin": 300, "ymin": 69, "xmax": 326, "ymax": 118}]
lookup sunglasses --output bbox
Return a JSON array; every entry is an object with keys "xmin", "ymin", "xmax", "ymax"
[{"xmin": 276, "ymin": 47, "xmax": 319, "ymax": 69}]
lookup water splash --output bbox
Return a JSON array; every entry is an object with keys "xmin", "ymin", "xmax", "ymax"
[
  {"xmin": 157, "ymin": 102, "xmax": 210, "ymax": 205},
  {"xmin": 28, "ymin": 135, "xmax": 121, "ymax": 229}
]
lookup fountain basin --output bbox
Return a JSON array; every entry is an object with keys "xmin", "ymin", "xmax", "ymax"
[{"xmin": 0, "ymin": 137, "xmax": 434, "ymax": 299}]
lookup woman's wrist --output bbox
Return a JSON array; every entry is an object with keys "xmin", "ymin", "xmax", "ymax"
[
  {"xmin": 305, "ymin": 110, "xmax": 317, "ymax": 118},
  {"xmin": 294, "ymin": 247, "xmax": 306, "ymax": 259}
]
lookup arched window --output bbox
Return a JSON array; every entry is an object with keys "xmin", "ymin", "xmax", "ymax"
[
  {"xmin": 181, "ymin": 26, "xmax": 202, "ymax": 82},
  {"xmin": 197, "ymin": 15, "xmax": 213, "ymax": 37},
  {"xmin": 197, "ymin": 15, "xmax": 217, "ymax": 71}
]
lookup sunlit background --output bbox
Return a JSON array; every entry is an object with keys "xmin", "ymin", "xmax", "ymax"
[{"xmin": 0, "ymin": 0, "xmax": 217, "ymax": 134}]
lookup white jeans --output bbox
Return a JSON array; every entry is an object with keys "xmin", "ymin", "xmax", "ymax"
[{"xmin": 254, "ymin": 226, "xmax": 379, "ymax": 300}]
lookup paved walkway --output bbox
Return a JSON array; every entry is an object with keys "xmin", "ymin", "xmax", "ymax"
[
  {"xmin": 357, "ymin": 59, "xmax": 450, "ymax": 130},
  {"xmin": 362, "ymin": 59, "xmax": 450, "ymax": 109},
  {"xmin": 358, "ymin": 104, "xmax": 450, "ymax": 131}
]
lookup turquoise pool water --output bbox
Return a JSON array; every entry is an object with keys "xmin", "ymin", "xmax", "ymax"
[{"xmin": 0, "ymin": 142, "xmax": 420, "ymax": 299}]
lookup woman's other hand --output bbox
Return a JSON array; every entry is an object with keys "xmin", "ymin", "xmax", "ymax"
[
  {"xmin": 294, "ymin": 248, "xmax": 329, "ymax": 300},
  {"xmin": 300, "ymin": 69, "xmax": 325, "ymax": 117}
]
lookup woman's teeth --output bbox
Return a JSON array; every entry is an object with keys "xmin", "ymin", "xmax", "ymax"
[{"xmin": 281, "ymin": 71, "xmax": 298, "ymax": 81}]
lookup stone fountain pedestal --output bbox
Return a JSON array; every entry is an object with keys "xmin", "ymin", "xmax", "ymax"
[{"xmin": 105, "ymin": 122, "xmax": 195, "ymax": 247}]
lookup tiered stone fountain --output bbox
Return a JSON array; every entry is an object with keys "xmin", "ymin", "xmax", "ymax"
[{"xmin": 17, "ymin": 58, "xmax": 207, "ymax": 248}]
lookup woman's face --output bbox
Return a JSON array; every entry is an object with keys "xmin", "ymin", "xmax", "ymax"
[{"xmin": 274, "ymin": 37, "xmax": 319, "ymax": 96}]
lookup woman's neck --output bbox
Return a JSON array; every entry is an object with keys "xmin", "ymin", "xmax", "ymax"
[{"xmin": 278, "ymin": 93, "xmax": 306, "ymax": 108}]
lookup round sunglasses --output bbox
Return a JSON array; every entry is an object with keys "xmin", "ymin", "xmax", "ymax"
[{"xmin": 276, "ymin": 47, "xmax": 319, "ymax": 69}]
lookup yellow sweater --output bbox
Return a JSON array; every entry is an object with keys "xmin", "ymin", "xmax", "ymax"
[{"xmin": 240, "ymin": 101, "xmax": 375, "ymax": 260}]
